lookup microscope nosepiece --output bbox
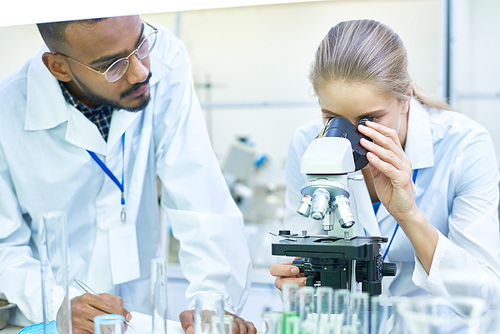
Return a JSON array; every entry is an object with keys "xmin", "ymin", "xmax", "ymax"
[
  {"xmin": 297, "ymin": 195, "xmax": 312, "ymax": 217},
  {"xmin": 332, "ymin": 195, "xmax": 355, "ymax": 228},
  {"xmin": 310, "ymin": 188, "xmax": 331, "ymax": 220}
]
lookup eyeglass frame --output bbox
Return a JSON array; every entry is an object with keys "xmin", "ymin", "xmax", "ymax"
[{"xmin": 53, "ymin": 20, "xmax": 158, "ymax": 83}]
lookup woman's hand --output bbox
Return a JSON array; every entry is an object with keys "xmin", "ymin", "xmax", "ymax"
[
  {"xmin": 358, "ymin": 121, "xmax": 417, "ymax": 225},
  {"xmin": 358, "ymin": 120, "xmax": 438, "ymax": 273},
  {"xmin": 269, "ymin": 258, "xmax": 306, "ymax": 290}
]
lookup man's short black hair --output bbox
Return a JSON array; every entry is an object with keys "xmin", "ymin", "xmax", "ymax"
[{"xmin": 37, "ymin": 18, "xmax": 105, "ymax": 53}]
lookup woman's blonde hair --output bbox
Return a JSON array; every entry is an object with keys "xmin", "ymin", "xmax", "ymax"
[{"xmin": 309, "ymin": 19, "xmax": 452, "ymax": 110}]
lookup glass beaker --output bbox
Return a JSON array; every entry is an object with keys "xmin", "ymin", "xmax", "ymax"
[
  {"xmin": 211, "ymin": 314, "xmax": 233, "ymax": 334},
  {"xmin": 94, "ymin": 314, "xmax": 125, "ymax": 334},
  {"xmin": 195, "ymin": 292, "xmax": 224, "ymax": 334},
  {"xmin": 39, "ymin": 211, "xmax": 71, "ymax": 334},
  {"xmin": 151, "ymin": 258, "xmax": 168, "ymax": 334},
  {"xmin": 262, "ymin": 311, "xmax": 283, "ymax": 334},
  {"xmin": 396, "ymin": 296, "xmax": 485, "ymax": 334}
]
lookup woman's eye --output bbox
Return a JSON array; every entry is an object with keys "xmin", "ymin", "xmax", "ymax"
[{"xmin": 358, "ymin": 116, "xmax": 375, "ymax": 125}]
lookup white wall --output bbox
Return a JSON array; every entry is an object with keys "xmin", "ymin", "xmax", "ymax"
[
  {"xmin": 0, "ymin": 0, "xmax": 442, "ymax": 186},
  {"xmin": 451, "ymin": 0, "xmax": 500, "ymax": 163},
  {"xmin": 144, "ymin": 0, "xmax": 443, "ymax": 185}
]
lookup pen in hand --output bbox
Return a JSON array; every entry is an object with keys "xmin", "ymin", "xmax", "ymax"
[{"xmin": 74, "ymin": 279, "xmax": 136, "ymax": 330}]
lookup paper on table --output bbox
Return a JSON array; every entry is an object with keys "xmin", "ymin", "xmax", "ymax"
[{"xmin": 126, "ymin": 311, "xmax": 184, "ymax": 334}]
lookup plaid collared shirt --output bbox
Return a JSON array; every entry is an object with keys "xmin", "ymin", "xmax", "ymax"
[{"xmin": 59, "ymin": 81, "xmax": 114, "ymax": 142}]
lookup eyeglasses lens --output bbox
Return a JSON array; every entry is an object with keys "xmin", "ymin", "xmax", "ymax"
[
  {"xmin": 138, "ymin": 33, "xmax": 157, "ymax": 60},
  {"xmin": 104, "ymin": 25, "xmax": 157, "ymax": 83},
  {"xmin": 105, "ymin": 59, "xmax": 128, "ymax": 83}
]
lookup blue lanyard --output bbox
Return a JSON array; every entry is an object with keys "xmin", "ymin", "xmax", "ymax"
[
  {"xmin": 87, "ymin": 133, "xmax": 126, "ymax": 222},
  {"xmin": 382, "ymin": 169, "xmax": 418, "ymax": 260}
]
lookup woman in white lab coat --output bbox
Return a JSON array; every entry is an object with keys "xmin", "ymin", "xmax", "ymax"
[{"xmin": 270, "ymin": 19, "xmax": 500, "ymax": 304}]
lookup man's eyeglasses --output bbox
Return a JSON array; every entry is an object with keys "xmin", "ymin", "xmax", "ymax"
[{"xmin": 54, "ymin": 21, "xmax": 158, "ymax": 83}]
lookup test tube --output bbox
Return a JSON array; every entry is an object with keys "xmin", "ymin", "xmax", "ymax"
[
  {"xmin": 299, "ymin": 287, "xmax": 317, "ymax": 334},
  {"xmin": 332, "ymin": 289, "xmax": 350, "ymax": 330},
  {"xmin": 370, "ymin": 295, "xmax": 406, "ymax": 334},
  {"xmin": 316, "ymin": 286, "xmax": 333, "ymax": 332},
  {"xmin": 282, "ymin": 283, "xmax": 299, "ymax": 334},
  {"xmin": 350, "ymin": 292, "xmax": 369, "ymax": 334},
  {"xmin": 151, "ymin": 258, "xmax": 168, "ymax": 334},
  {"xmin": 39, "ymin": 211, "xmax": 72, "ymax": 334}
]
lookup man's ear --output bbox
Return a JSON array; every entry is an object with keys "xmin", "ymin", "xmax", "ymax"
[{"xmin": 41, "ymin": 52, "xmax": 72, "ymax": 82}]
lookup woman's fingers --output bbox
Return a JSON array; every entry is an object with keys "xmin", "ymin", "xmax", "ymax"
[
  {"xmin": 358, "ymin": 122, "xmax": 406, "ymax": 160},
  {"xmin": 359, "ymin": 122, "xmax": 412, "ymax": 173}
]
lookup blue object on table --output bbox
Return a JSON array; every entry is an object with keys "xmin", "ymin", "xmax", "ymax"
[{"xmin": 18, "ymin": 321, "xmax": 56, "ymax": 334}]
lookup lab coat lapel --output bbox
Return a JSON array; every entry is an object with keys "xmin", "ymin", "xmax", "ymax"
[
  {"xmin": 24, "ymin": 48, "xmax": 107, "ymax": 155},
  {"xmin": 106, "ymin": 110, "xmax": 140, "ymax": 154},
  {"xmin": 405, "ymin": 99, "xmax": 434, "ymax": 170},
  {"xmin": 25, "ymin": 49, "xmax": 68, "ymax": 131},
  {"xmin": 66, "ymin": 108, "xmax": 107, "ymax": 155}
]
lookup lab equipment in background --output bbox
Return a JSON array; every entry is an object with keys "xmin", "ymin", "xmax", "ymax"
[
  {"xmin": 38, "ymin": 211, "xmax": 71, "ymax": 334},
  {"xmin": 194, "ymin": 292, "xmax": 224, "ymax": 334},
  {"xmin": 272, "ymin": 117, "xmax": 396, "ymax": 295},
  {"xmin": 151, "ymin": 258, "xmax": 168, "ymax": 334},
  {"xmin": 94, "ymin": 314, "xmax": 124, "ymax": 334},
  {"xmin": 245, "ymin": 183, "xmax": 286, "ymax": 267},
  {"xmin": 222, "ymin": 137, "xmax": 257, "ymax": 214}
]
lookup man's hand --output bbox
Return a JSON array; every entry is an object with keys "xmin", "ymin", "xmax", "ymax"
[
  {"xmin": 60, "ymin": 293, "xmax": 131, "ymax": 334},
  {"xmin": 179, "ymin": 309, "xmax": 256, "ymax": 334},
  {"xmin": 269, "ymin": 257, "xmax": 306, "ymax": 291}
]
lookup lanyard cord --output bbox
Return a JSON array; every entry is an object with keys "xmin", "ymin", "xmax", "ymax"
[
  {"xmin": 87, "ymin": 133, "xmax": 126, "ymax": 222},
  {"xmin": 382, "ymin": 169, "xmax": 418, "ymax": 261}
]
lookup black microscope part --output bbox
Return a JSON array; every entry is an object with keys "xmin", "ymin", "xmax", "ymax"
[{"xmin": 323, "ymin": 116, "xmax": 374, "ymax": 171}]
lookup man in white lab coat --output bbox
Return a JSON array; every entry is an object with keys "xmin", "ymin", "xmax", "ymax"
[{"xmin": 0, "ymin": 15, "xmax": 255, "ymax": 333}]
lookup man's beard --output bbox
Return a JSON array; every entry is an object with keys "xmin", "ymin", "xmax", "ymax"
[{"xmin": 75, "ymin": 72, "xmax": 153, "ymax": 112}]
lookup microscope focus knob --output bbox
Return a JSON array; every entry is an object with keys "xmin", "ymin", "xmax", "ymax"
[{"xmin": 382, "ymin": 262, "xmax": 397, "ymax": 277}]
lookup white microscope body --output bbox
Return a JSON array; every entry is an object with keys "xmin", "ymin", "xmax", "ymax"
[{"xmin": 296, "ymin": 135, "xmax": 358, "ymax": 237}]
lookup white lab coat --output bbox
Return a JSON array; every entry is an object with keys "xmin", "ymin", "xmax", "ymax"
[
  {"xmin": 0, "ymin": 24, "xmax": 252, "ymax": 326},
  {"xmin": 284, "ymin": 99, "xmax": 500, "ymax": 303}
]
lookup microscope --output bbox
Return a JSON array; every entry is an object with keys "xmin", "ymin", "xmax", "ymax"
[{"xmin": 271, "ymin": 117, "xmax": 396, "ymax": 295}]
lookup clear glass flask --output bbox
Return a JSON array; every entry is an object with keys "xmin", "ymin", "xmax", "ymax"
[
  {"xmin": 195, "ymin": 292, "xmax": 224, "ymax": 334},
  {"xmin": 151, "ymin": 258, "xmax": 168, "ymax": 334},
  {"xmin": 39, "ymin": 211, "xmax": 71, "ymax": 334},
  {"xmin": 94, "ymin": 314, "xmax": 125, "ymax": 334}
]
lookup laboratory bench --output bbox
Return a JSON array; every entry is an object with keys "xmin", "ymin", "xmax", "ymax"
[{"xmin": 166, "ymin": 263, "xmax": 282, "ymax": 327}]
